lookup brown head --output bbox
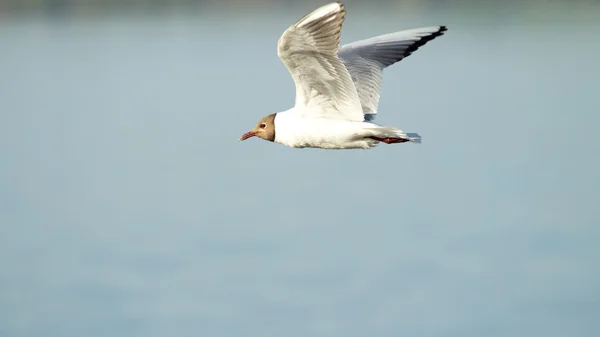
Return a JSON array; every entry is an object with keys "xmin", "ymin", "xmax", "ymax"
[{"xmin": 238, "ymin": 113, "xmax": 276, "ymax": 143}]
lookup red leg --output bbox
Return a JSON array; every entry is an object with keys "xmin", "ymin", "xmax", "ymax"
[{"xmin": 369, "ymin": 137, "xmax": 410, "ymax": 144}]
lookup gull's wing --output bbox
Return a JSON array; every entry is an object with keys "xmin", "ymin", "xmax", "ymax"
[
  {"xmin": 339, "ymin": 26, "xmax": 447, "ymax": 121},
  {"xmin": 277, "ymin": 2, "xmax": 364, "ymax": 122}
]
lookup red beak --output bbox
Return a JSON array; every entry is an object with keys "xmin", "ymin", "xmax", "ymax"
[{"xmin": 238, "ymin": 131, "xmax": 257, "ymax": 142}]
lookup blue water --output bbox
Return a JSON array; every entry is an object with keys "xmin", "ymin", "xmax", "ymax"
[{"xmin": 1, "ymin": 6, "xmax": 599, "ymax": 337}]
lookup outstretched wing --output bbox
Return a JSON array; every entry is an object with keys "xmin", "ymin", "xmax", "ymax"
[
  {"xmin": 277, "ymin": 2, "xmax": 364, "ymax": 122},
  {"xmin": 339, "ymin": 26, "xmax": 447, "ymax": 121}
]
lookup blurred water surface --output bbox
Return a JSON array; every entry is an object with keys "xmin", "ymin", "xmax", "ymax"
[{"xmin": 1, "ymin": 3, "xmax": 599, "ymax": 337}]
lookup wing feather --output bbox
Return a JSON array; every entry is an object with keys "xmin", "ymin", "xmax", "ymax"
[
  {"xmin": 277, "ymin": 2, "xmax": 364, "ymax": 122},
  {"xmin": 339, "ymin": 26, "xmax": 447, "ymax": 120}
]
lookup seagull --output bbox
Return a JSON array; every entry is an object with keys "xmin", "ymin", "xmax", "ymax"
[{"xmin": 239, "ymin": 1, "xmax": 446, "ymax": 149}]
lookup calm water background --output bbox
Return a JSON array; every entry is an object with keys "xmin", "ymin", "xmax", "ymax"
[{"xmin": 1, "ymin": 1, "xmax": 600, "ymax": 336}]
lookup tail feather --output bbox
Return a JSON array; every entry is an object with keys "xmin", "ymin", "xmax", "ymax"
[{"xmin": 406, "ymin": 133, "xmax": 422, "ymax": 144}]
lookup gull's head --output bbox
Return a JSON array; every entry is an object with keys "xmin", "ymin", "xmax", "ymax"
[{"xmin": 239, "ymin": 113, "xmax": 276, "ymax": 143}]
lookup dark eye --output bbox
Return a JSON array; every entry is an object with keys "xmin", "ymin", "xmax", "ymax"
[{"xmin": 260, "ymin": 123, "xmax": 267, "ymax": 129}]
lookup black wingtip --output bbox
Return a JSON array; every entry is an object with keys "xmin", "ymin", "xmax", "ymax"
[{"xmin": 403, "ymin": 25, "xmax": 448, "ymax": 59}]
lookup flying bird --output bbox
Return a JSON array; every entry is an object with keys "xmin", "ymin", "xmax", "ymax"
[{"xmin": 239, "ymin": 1, "xmax": 446, "ymax": 149}]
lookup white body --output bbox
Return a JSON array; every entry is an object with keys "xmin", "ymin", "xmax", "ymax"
[{"xmin": 275, "ymin": 109, "xmax": 385, "ymax": 149}]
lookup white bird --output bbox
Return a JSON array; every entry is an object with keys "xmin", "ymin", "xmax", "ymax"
[{"xmin": 239, "ymin": 1, "xmax": 446, "ymax": 150}]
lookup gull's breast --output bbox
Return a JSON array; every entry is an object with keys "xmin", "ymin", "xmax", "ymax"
[{"xmin": 274, "ymin": 115, "xmax": 377, "ymax": 149}]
